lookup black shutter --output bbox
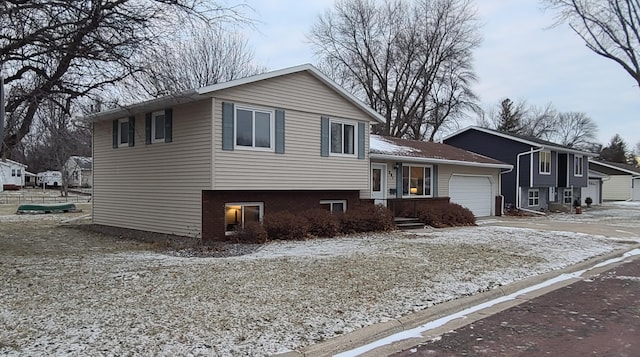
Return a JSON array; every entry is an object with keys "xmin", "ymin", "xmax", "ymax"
[
  {"xmin": 222, "ymin": 102, "xmax": 234, "ymax": 150},
  {"xmin": 112, "ymin": 120, "xmax": 118, "ymax": 149},
  {"xmin": 357, "ymin": 122, "xmax": 365, "ymax": 159},
  {"xmin": 128, "ymin": 116, "xmax": 135, "ymax": 147},
  {"xmin": 164, "ymin": 108, "xmax": 172, "ymax": 143},
  {"xmin": 320, "ymin": 116, "xmax": 329, "ymax": 157},
  {"xmin": 145, "ymin": 113, "xmax": 152, "ymax": 145}
]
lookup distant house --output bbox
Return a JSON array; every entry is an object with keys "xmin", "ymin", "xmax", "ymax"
[
  {"xmin": 589, "ymin": 160, "xmax": 640, "ymax": 201},
  {"xmin": 370, "ymin": 135, "xmax": 512, "ymax": 217},
  {"xmin": 580, "ymin": 169, "xmax": 608, "ymax": 206},
  {"xmin": 85, "ymin": 64, "xmax": 385, "ymax": 241},
  {"xmin": 444, "ymin": 126, "xmax": 596, "ymax": 212},
  {"xmin": 63, "ymin": 156, "xmax": 93, "ymax": 187},
  {"xmin": 0, "ymin": 159, "xmax": 28, "ymax": 190}
]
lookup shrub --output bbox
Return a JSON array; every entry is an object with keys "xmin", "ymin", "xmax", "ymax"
[
  {"xmin": 339, "ymin": 204, "xmax": 395, "ymax": 234},
  {"xmin": 418, "ymin": 202, "xmax": 475, "ymax": 228},
  {"xmin": 301, "ymin": 209, "xmax": 341, "ymax": 238},
  {"xmin": 263, "ymin": 211, "xmax": 310, "ymax": 240},
  {"xmin": 585, "ymin": 197, "xmax": 593, "ymax": 206},
  {"xmin": 234, "ymin": 221, "xmax": 268, "ymax": 244}
]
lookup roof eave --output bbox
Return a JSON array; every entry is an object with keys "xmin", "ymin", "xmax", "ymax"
[
  {"xmin": 83, "ymin": 90, "xmax": 202, "ymax": 122},
  {"xmin": 370, "ymin": 153, "xmax": 513, "ymax": 169}
]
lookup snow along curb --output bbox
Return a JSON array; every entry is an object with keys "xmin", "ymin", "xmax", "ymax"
[{"xmin": 274, "ymin": 244, "xmax": 640, "ymax": 357}]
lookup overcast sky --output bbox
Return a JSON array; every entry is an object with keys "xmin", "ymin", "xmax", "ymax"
[{"xmin": 244, "ymin": 0, "xmax": 640, "ymax": 149}]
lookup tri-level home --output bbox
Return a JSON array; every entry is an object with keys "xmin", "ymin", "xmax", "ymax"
[
  {"xmin": 444, "ymin": 126, "xmax": 595, "ymax": 212},
  {"xmin": 87, "ymin": 64, "xmax": 385, "ymax": 241}
]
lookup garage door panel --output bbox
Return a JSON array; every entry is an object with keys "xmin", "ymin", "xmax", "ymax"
[{"xmin": 449, "ymin": 176, "xmax": 492, "ymax": 217}]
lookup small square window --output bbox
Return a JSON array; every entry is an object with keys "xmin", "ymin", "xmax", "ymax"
[
  {"xmin": 235, "ymin": 106, "xmax": 273, "ymax": 150},
  {"xmin": 225, "ymin": 202, "xmax": 264, "ymax": 233},
  {"xmin": 563, "ymin": 189, "xmax": 573, "ymax": 205},
  {"xmin": 528, "ymin": 189, "xmax": 540, "ymax": 206}
]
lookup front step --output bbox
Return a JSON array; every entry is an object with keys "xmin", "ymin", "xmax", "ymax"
[{"xmin": 394, "ymin": 217, "xmax": 425, "ymax": 230}]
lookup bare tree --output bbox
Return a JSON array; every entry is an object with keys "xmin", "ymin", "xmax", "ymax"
[
  {"xmin": 309, "ymin": 0, "xmax": 481, "ymax": 140},
  {"xmin": 0, "ymin": 0, "xmax": 248, "ymax": 157},
  {"xmin": 478, "ymin": 99, "xmax": 599, "ymax": 150},
  {"xmin": 545, "ymin": 0, "xmax": 640, "ymax": 89},
  {"xmin": 124, "ymin": 24, "xmax": 267, "ymax": 100},
  {"xmin": 551, "ymin": 111, "xmax": 598, "ymax": 149}
]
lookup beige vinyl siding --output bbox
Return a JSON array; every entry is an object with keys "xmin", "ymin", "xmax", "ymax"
[
  {"xmin": 437, "ymin": 165, "xmax": 500, "ymax": 197},
  {"xmin": 92, "ymin": 99, "xmax": 213, "ymax": 237},
  {"xmin": 602, "ymin": 175, "xmax": 632, "ymax": 200},
  {"xmin": 212, "ymin": 71, "xmax": 373, "ymax": 198}
]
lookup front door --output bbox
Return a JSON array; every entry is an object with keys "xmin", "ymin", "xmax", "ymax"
[{"xmin": 371, "ymin": 163, "xmax": 387, "ymax": 206}]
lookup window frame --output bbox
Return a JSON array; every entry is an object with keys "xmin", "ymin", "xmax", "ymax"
[
  {"xmin": 539, "ymin": 151, "xmax": 551, "ymax": 175},
  {"xmin": 151, "ymin": 111, "xmax": 166, "ymax": 143},
  {"xmin": 117, "ymin": 118, "xmax": 130, "ymax": 148},
  {"xmin": 224, "ymin": 202, "xmax": 264, "ymax": 234},
  {"xmin": 563, "ymin": 189, "xmax": 573, "ymax": 205},
  {"xmin": 401, "ymin": 164, "xmax": 433, "ymax": 198},
  {"xmin": 574, "ymin": 155, "xmax": 584, "ymax": 177},
  {"xmin": 329, "ymin": 118, "xmax": 357, "ymax": 157},
  {"xmin": 16, "ymin": 169, "xmax": 21, "ymax": 177},
  {"xmin": 320, "ymin": 199, "xmax": 347, "ymax": 213},
  {"xmin": 234, "ymin": 105, "xmax": 275, "ymax": 151},
  {"xmin": 528, "ymin": 189, "xmax": 540, "ymax": 206},
  {"xmin": 11, "ymin": 169, "xmax": 16, "ymax": 177}
]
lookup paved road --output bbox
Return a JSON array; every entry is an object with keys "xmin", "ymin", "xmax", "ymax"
[{"xmin": 392, "ymin": 256, "xmax": 640, "ymax": 357}]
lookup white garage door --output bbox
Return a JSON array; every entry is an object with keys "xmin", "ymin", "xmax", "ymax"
[
  {"xmin": 449, "ymin": 175, "xmax": 493, "ymax": 217},
  {"xmin": 581, "ymin": 179, "xmax": 600, "ymax": 205}
]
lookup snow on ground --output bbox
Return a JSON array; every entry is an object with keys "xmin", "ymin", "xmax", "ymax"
[{"xmin": 1, "ymin": 205, "xmax": 639, "ymax": 356}]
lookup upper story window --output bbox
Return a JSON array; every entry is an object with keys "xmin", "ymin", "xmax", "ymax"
[
  {"xmin": 118, "ymin": 118, "xmax": 130, "ymax": 147},
  {"xmin": 539, "ymin": 151, "xmax": 551, "ymax": 175},
  {"xmin": 402, "ymin": 165, "xmax": 432, "ymax": 197},
  {"xmin": 574, "ymin": 155, "xmax": 584, "ymax": 177},
  {"xmin": 330, "ymin": 119, "xmax": 356, "ymax": 156},
  {"xmin": 151, "ymin": 111, "xmax": 165, "ymax": 143},
  {"xmin": 235, "ymin": 106, "xmax": 274, "ymax": 150}
]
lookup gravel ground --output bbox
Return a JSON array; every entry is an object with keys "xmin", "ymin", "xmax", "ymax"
[{"xmin": 0, "ymin": 204, "xmax": 638, "ymax": 356}]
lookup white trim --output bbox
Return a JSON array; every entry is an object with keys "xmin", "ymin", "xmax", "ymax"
[
  {"xmin": 233, "ymin": 105, "xmax": 275, "ymax": 152},
  {"xmin": 563, "ymin": 188, "xmax": 573, "ymax": 205},
  {"xmin": 574, "ymin": 155, "xmax": 584, "ymax": 177},
  {"xmin": 224, "ymin": 202, "xmax": 264, "ymax": 233},
  {"xmin": 528, "ymin": 188, "xmax": 540, "ymax": 207},
  {"xmin": 371, "ymin": 163, "xmax": 387, "ymax": 205},
  {"xmin": 320, "ymin": 199, "xmax": 347, "ymax": 212},
  {"xmin": 442, "ymin": 126, "xmax": 597, "ymax": 157},
  {"xmin": 84, "ymin": 65, "xmax": 385, "ymax": 124},
  {"xmin": 589, "ymin": 159, "xmax": 640, "ymax": 176},
  {"xmin": 539, "ymin": 150, "xmax": 551, "ymax": 175},
  {"xmin": 117, "ymin": 118, "xmax": 129, "ymax": 148},
  {"xmin": 401, "ymin": 164, "xmax": 433, "ymax": 198},
  {"xmin": 329, "ymin": 118, "xmax": 357, "ymax": 157},
  {"xmin": 151, "ymin": 110, "xmax": 166, "ymax": 143},
  {"xmin": 369, "ymin": 153, "xmax": 512, "ymax": 169}
]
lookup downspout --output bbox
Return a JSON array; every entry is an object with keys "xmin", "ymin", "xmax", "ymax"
[
  {"xmin": 499, "ymin": 167, "xmax": 513, "ymax": 215},
  {"xmin": 516, "ymin": 147, "xmax": 546, "ymax": 215}
]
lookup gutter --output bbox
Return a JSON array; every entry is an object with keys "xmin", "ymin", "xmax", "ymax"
[
  {"xmin": 516, "ymin": 147, "xmax": 546, "ymax": 215},
  {"xmin": 369, "ymin": 153, "xmax": 512, "ymax": 170}
]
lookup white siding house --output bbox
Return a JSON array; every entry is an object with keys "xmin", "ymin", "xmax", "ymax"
[
  {"xmin": 589, "ymin": 160, "xmax": 640, "ymax": 201},
  {"xmin": 63, "ymin": 156, "xmax": 93, "ymax": 187},
  {"xmin": 87, "ymin": 64, "xmax": 385, "ymax": 240},
  {"xmin": 0, "ymin": 159, "xmax": 27, "ymax": 189}
]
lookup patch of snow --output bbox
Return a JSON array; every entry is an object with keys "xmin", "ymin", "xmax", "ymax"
[{"xmin": 370, "ymin": 135, "xmax": 416, "ymax": 154}]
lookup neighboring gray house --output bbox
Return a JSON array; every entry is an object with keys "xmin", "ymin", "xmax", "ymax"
[
  {"xmin": 589, "ymin": 160, "xmax": 640, "ymax": 201},
  {"xmin": 63, "ymin": 156, "xmax": 93, "ymax": 188},
  {"xmin": 86, "ymin": 64, "xmax": 385, "ymax": 241},
  {"xmin": 444, "ymin": 126, "xmax": 596, "ymax": 212}
]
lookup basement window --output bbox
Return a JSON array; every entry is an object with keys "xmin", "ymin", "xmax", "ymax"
[
  {"xmin": 225, "ymin": 202, "xmax": 263, "ymax": 233},
  {"xmin": 320, "ymin": 200, "xmax": 347, "ymax": 213}
]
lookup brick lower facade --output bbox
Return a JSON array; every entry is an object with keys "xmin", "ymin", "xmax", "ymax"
[{"xmin": 201, "ymin": 190, "xmax": 362, "ymax": 241}]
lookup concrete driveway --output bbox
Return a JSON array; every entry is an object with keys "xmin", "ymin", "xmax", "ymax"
[{"xmin": 479, "ymin": 202, "xmax": 640, "ymax": 239}]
